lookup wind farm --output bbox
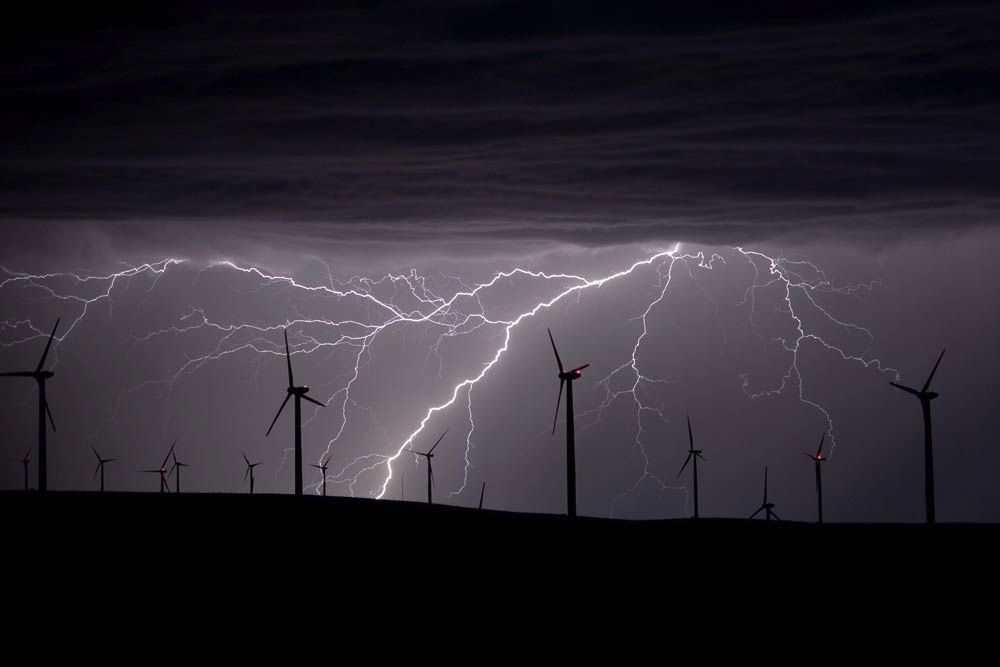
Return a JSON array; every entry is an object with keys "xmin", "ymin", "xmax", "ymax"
[{"xmin": 0, "ymin": 325, "xmax": 972, "ymax": 533}]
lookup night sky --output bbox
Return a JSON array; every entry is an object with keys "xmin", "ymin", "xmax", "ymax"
[{"xmin": 2, "ymin": 1, "xmax": 999, "ymax": 521}]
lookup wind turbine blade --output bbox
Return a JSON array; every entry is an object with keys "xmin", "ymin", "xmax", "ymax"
[
  {"xmin": 266, "ymin": 394, "xmax": 292, "ymax": 436},
  {"xmin": 284, "ymin": 329, "xmax": 294, "ymax": 387},
  {"xmin": 551, "ymin": 379, "xmax": 564, "ymax": 435},
  {"xmin": 547, "ymin": 328, "xmax": 564, "ymax": 373},
  {"xmin": 302, "ymin": 395, "xmax": 325, "ymax": 408},
  {"xmin": 0, "ymin": 371, "xmax": 36, "ymax": 377},
  {"xmin": 35, "ymin": 318, "xmax": 60, "ymax": 372},
  {"xmin": 322, "ymin": 454, "xmax": 331, "ymax": 467},
  {"xmin": 94, "ymin": 462, "xmax": 101, "ymax": 479},
  {"xmin": 687, "ymin": 415, "xmax": 693, "ymax": 449},
  {"xmin": 44, "ymin": 399, "xmax": 56, "ymax": 432},
  {"xmin": 750, "ymin": 506, "xmax": 764, "ymax": 519},
  {"xmin": 310, "ymin": 464, "xmax": 322, "ymax": 469},
  {"xmin": 162, "ymin": 441, "xmax": 176, "ymax": 468},
  {"xmin": 889, "ymin": 381, "xmax": 921, "ymax": 396},
  {"xmin": 696, "ymin": 453, "xmax": 707, "ymax": 462},
  {"xmin": 569, "ymin": 363, "xmax": 590, "ymax": 373},
  {"xmin": 763, "ymin": 466, "xmax": 768, "ymax": 503},
  {"xmin": 922, "ymin": 348, "xmax": 945, "ymax": 393},
  {"xmin": 244, "ymin": 467, "xmax": 250, "ymax": 482},
  {"xmin": 803, "ymin": 451, "xmax": 816, "ymax": 460},
  {"xmin": 23, "ymin": 446, "xmax": 32, "ymax": 460},
  {"xmin": 770, "ymin": 510, "xmax": 781, "ymax": 521},
  {"xmin": 242, "ymin": 451, "xmax": 250, "ymax": 466},
  {"xmin": 92, "ymin": 445, "xmax": 100, "ymax": 460},
  {"xmin": 428, "ymin": 429, "xmax": 448, "ymax": 455},
  {"xmin": 816, "ymin": 433, "xmax": 826, "ymax": 457},
  {"xmin": 677, "ymin": 453, "xmax": 692, "ymax": 478}
]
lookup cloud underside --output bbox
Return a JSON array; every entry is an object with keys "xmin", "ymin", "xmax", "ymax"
[{"xmin": 1, "ymin": 1, "xmax": 998, "ymax": 245}]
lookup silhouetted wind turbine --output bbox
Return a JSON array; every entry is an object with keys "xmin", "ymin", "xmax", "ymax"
[
  {"xmin": 478, "ymin": 482, "xmax": 486, "ymax": 510},
  {"xmin": 407, "ymin": 430, "xmax": 447, "ymax": 504},
  {"xmin": 142, "ymin": 441, "xmax": 175, "ymax": 493},
  {"xmin": 890, "ymin": 349, "xmax": 945, "ymax": 524},
  {"xmin": 92, "ymin": 446, "xmax": 115, "ymax": 492},
  {"xmin": 803, "ymin": 433, "xmax": 828, "ymax": 523},
  {"xmin": 677, "ymin": 415, "xmax": 706, "ymax": 518},
  {"xmin": 169, "ymin": 448, "xmax": 189, "ymax": 493},
  {"xmin": 750, "ymin": 467, "xmax": 780, "ymax": 521},
  {"xmin": 242, "ymin": 451, "xmax": 262, "ymax": 495},
  {"xmin": 265, "ymin": 329, "xmax": 325, "ymax": 496},
  {"xmin": 18, "ymin": 447, "xmax": 31, "ymax": 491},
  {"xmin": 310, "ymin": 454, "xmax": 331, "ymax": 497},
  {"xmin": 1, "ymin": 319, "xmax": 59, "ymax": 491},
  {"xmin": 548, "ymin": 328, "xmax": 589, "ymax": 518}
]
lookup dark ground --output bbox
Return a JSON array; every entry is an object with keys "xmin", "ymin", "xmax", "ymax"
[
  {"xmin": 5, "ymin": 491, "xmax": 998, "ymax": 618},
  {"xmin": 7, "ymin": 490, "xmax": 998, "ymax": 551}
]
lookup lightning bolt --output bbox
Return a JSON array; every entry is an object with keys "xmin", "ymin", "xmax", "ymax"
[{"xmin": 0, "ymin": 244, "xmax": 900, "ymax": 516}]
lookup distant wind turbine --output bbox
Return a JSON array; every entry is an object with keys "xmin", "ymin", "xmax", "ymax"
[
  {"xmin": 407, "ymin": 430, "xmax": 447, "ymax": 504},
  {"xmin": 242, "ymin": 451, "xmax": 262, "ymax": 495},
  {"xmin": 548, "ymin": 328, "xmax": 589, "ymax": 518},
  {"xmin": 265, "ymin": 329, "xmax": 326, "ymax": 495},
  {"xmin": 802, "ymin": 433, "xmax": 828, "ymax": 523},
  {"xmin": 1, "ymin": 319, "xmax": 60, "ymax": 491},
  {"xmin": 18, "ymin": 446, "xmax": 31, "ymax": 491},
  {"xmin": 142, "ymin": 441, "xmax": 175, "ymax": 493},
  {"xmin": 749, "ymin": 467, "xmax": 780, "ymax": 521},
  {"xmin": 676, "ymin": 415, "xmax": 706, "ymax": 518},
  {"xmin": 169, "ymin": 448, "xmax": 189, "ymax": 493},
  {"xmin": 890, "ymin": 349, "xmax": 945, "ymax": 524},
  {"xmin": 310, "ymin": 454, "xmax": 331, "ymax": 497},
  {"xmin": 92, "ymin": 446, "xmax": 115, "ymax": 492}
]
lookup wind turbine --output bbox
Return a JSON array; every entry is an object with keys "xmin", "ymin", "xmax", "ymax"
[
  {"xmin": 676, "ymin": 415, "xmax": 706, "ymax": 518},
  {"xmin": 407, "ymin": 430, "xmax": 447, "ymax": 504},
  {"xmin": 803, "ymin": 433, "xmax": 828, "ymax": 523},
  {"xmin": 890, "ymin": 349, "xmax": 945, "ymax": 524},
  {"xmin": 310, "ymin": 454, "xmax": 331, "ymax": 497},
  {"xmin": 91, "ymin": 446, "xmax": 115, "ymax": 492},
  {"xmin": 242, "ymin": 451, "xmax": 262, "ymax": 495},
  {"xmin": 169, "ymin": 448, "xmax": 189, "ymax": 493},
  {"xmin": 265, "ymin": 329, "xmax": 325, "ymax": 496},
  {"xmin": 142, "ymin": 441, "xmax": 175, "ymax": 493},
  {"xmin": 749, "ymin": 466, "xmax": 780, "ymax": 521},
  {"xmin": 478, "ymin": 482, "xmax": 486, "ymax": 510},
  {"xmin": 548, "ymin": 328, "xmax": 589, "ymax": 518},
  {"xmin": 18, "ymin": 447, "xmax": 31, "ymax": 491},
  {"xmin": 1, "ymin": 319, "xmax": 59, "ymax": 491}
]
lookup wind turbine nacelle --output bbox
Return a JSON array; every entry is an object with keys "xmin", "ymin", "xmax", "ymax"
[
  {"xmin": 924, "ymin": 391, "xmax": 939, "ymax": 400},
  {"xmin": 559, "ymin": 369, "xmax": 583, "ymax": 381},
  {"xmin": 37, "ymin": 371, "xmax": 54, "ymax": 380},
  {"xmin": 288, "ymin": 386, "xmax": 310, "ymax": 395}
]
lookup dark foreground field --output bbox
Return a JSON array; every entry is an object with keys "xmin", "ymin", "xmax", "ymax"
[
  {"xmin": 6, "ymin": 491, "xmax": 1000, "ymax": 605},
  {"xmin": 6, "ymin": 490, "xmax": 998, "ymax": 547}
]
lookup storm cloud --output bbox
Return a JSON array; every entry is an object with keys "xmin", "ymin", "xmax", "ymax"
[{"xmin": 2, "ymin": 1, "xmax": 998, "ymax": 253}]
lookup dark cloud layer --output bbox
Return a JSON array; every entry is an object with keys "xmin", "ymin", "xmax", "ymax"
[{"xmin": 2, "ymin": 1, "xmax": 999, "ymax": 248}]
